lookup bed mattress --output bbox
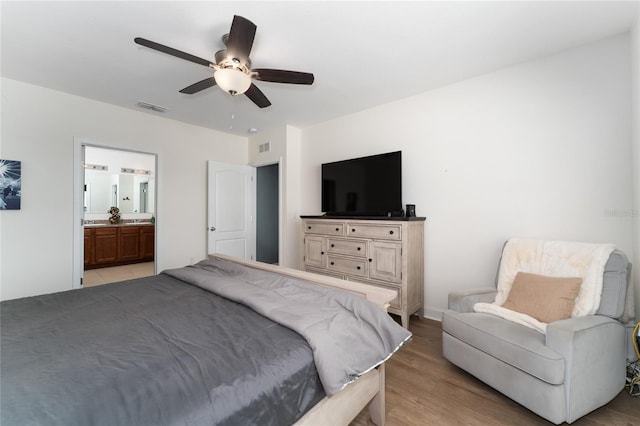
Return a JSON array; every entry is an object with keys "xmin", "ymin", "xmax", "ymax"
[{"xmin": 1, "ymin": 273, "xmax": 325, "ymax": 425}]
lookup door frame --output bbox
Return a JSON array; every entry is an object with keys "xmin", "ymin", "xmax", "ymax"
[{"xmin": 72, "ymin": 138, "xmax": 158, "ymax": 289}]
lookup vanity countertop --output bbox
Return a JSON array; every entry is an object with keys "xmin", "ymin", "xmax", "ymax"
[{"xmin": 84, "ymin": 222, "xmax": 154, "ymax": 228}]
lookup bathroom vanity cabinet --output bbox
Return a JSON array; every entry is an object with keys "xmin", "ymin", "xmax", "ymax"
[{"xmin": 84, "ymin": 224, "xmax": 154, "ymax": 269}]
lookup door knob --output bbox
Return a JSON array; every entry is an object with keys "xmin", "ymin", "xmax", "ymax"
[{"xmin": 210, "ymin": 226, "xmax": 216, "ymax": 231}]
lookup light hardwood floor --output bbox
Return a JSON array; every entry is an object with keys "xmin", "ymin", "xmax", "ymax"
[
  {"xmin": 352, "ymin": 318, "xmax": 640, "ymax": 426},
  {"xmin": 83, "ymin": 262, "xmax": 155, "ymax": 287}
]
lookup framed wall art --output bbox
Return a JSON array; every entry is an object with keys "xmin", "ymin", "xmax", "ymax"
[{"xmin": 0, "ymin": 159, "xmax": 21, "ymax": 210}]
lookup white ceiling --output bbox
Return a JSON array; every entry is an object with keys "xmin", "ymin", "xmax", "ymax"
[{"xmin": 1, "ymin": 1, "xmax": 638, "ymax": 137}]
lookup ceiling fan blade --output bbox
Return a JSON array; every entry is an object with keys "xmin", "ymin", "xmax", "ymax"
[
  {"xmin": 134, "ymin": 37, "xmax": 213, "ymax": 68},
  {"xmin": 252, "ymin": 69, "xmax": 314, "ymax": 85},
  {"xmin": 245, "ymin": 84, "xmax": 271, "ymax": 108},
  {"xmin": 225, "ymin": 15, "xmax": 256, "ymax": 66},
  {"xmin": 179, "ymin": 77, "xmax": 217, "ymax": 94}
]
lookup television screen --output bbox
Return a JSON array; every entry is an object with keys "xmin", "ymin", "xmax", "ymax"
[{"xmin": 321, "ymin": 151, "xmax": 402, "ymax": 216}]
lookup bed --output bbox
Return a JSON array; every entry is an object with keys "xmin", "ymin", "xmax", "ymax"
[{"xmin": 1, "ymin": 254, "xmax": 410, "ymax": 425}]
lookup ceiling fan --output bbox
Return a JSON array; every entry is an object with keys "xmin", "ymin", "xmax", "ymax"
[{"xmin": 134, "ymin": 15, "xmax": 314, "ymax": 108}]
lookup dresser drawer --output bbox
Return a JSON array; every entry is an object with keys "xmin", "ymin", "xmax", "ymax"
[
  {"xmin": 346, "ymin": 223, "xmax": 402, "ymax": 241},
  {"xmin": 327, "ymin": 238, "xmax": 367, "ymax": 258},
  {"xmin": 304, "ymin": 221, "xmax": 345, "ymax": 236},
  {"xmin": 327, "ymin": 256, "xmax": 368, "ymax": 278}
]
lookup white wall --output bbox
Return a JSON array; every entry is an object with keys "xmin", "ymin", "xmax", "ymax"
[
  {"xmin": 632, "ymin": 12, "xmax": 640, "ymax": 320},
  {"xmin": 300, "ymin": 34, "xmax": 634, "ymax": 319},
  {"xmin": 248, "ymin": 124, "xmax": 302, "ymax": 269},
  {"xmin": 283, "ymin": 126, "xmax": 303, "ymax": 269},
  {"xmin": 0, "ymin": 78, "xmax": 247, "ymax": 300}
]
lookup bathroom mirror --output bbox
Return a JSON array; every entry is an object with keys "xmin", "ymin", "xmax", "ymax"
[
  {"xmin": 84, "ymin": 147, "xmax": 156, "ymax": 214},
  {"xmin": 84, "ymin": 171, "xmax": 155, "ymax": 214}
]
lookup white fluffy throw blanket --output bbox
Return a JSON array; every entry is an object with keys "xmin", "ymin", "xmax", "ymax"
[
  {"xmin": 473, "ymin": 303, "xmax": 549, "ymax": 332},
  {"xmin": 474, "ymin": 238, "xmax": 615, "ymax": 333}
]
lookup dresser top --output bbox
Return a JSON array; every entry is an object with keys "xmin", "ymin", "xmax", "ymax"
[{"xmin": 300, "ymin": 215, "xmax": 425, "ymax": 222}]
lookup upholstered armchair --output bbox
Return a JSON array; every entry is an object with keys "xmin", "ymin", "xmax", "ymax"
[{"xmin": 442, "ymin": 239, "xmax": 633, "ymax": 424}]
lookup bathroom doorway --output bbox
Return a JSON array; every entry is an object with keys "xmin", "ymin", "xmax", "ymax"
[{"xmin": 76, "ymin": 144, "xmax": 157, "ymax": 287}]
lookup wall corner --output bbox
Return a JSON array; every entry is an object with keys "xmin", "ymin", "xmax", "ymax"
[{"xmin": 631, "ymin": 11, "xmax": 640, "ymax": 320}]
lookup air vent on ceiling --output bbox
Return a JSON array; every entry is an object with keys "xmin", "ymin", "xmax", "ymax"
[
  {"xmin": 137, "ymin": 101, "xmax": 167, "ymax": 113},
  {"xmin": 258, "ymin": 142, "xmax": 271, "ymax": 153}
]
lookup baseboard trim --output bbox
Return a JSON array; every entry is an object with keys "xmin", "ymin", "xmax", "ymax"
[{"xmin": 423, "ymin": 307, "xmax": 444, "ymax": 322}]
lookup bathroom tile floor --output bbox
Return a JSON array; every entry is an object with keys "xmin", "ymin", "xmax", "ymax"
[{"xmin": 83, "ymin": 262, "xmax": 155, "ymax": 287}]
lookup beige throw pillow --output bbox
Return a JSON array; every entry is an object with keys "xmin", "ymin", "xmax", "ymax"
[{"xmin": 501, "ymin": 272, "xmax": 582, "ymax": 323}]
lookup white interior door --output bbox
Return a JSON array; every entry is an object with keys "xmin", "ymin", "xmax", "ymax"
[{"xmin": 207, "ymin": 161, "xmax": 256, "ymax": 260}]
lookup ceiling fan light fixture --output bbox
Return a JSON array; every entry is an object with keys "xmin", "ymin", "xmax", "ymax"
[
  {"xmin": 135, "ymin": 15, "xmax": 314, "ymax": 108},
  {"xmin": 214, "ymin": 68, "xmax": 251, "ymax": 95}
]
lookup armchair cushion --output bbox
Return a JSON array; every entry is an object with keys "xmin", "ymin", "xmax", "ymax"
[
  {"xmin": 442, "ymin": 310, "xmax": 565, "ymax": 384},
  {"xmin": 501, "ymin": 272, "xmax": 582, "ymax": 323}
]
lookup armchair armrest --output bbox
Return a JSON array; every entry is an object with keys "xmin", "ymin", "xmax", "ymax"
[
  {"xmin": 448, "ymin": 288, "xmax": 497, "ymax": 313},
  {"xmin": 546, "ymin": 315, "xmax": 626, "ymax": 423}
]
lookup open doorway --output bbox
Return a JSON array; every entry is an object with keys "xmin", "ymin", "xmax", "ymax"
[
  {"xmin": 77, "ymin": 144, "xmax": 157, "ymax": 287},
  {"xmin": 256, "ymin": 163, "xmax": 279, "ymax": 264}
]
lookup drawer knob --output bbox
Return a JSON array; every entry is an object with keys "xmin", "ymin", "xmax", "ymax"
[
  {"xmin": 335, "ymin": 228, "xmax": 340, "ymax": 232},
  {"xmin": 352, "ymin": 229, "xmax": 356, "ymax": 232},
  {"xmin": 357, "ymin": 247, "xmax": 361, "ymax": 251},
  {"xmin": 356, "ymin": 266, "xmax": 361, "ymax": 270},
  {"xmin": 321, "ymin": 251, "xmax": 325, "ymax": 255},
  {"xmin": 389, "ymin": 230, "xmax": 394, "ymax": 235},
  {"xmin": 330, "ymin": 244, "xmax": 335, "ymax": 248},
  {"xmin": 308, "ymin": 226, "xmax": 312, "ymax": 230},
  {"xmin": 330, "ymin": 261, "xmax": 334, "ymax": 265},
  {"xmin": 369, "ymin": 259, "xmax": 372, "ymax": 262}
]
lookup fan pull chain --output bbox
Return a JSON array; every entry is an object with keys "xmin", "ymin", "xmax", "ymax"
[{"xmin": 227, "ymin": 94, "xmax": 235, "ymax": 130}]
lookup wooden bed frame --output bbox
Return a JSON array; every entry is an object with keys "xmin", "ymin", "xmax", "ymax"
[{"xmin": 210, "ymin": 254, "xmax": 398, "ymax": 426}]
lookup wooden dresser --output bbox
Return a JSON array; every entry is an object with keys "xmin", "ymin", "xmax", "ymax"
[{"xmin": 301, "ymin": 216, "xmax": 425, "ymax": 328}]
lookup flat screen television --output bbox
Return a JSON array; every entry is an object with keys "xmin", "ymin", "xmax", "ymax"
[{"xmin": 321, "ymin": 151, "xmax": 402, "ymax": 216}]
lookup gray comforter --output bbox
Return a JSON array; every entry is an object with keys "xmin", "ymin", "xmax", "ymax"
[
  {"xmin": 1, "ymin": 258, "xmax": 411, "ymax": 425},
  {"xmin": 166, "ymin": 258, "xmax": 412, "ymax": 395}
]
